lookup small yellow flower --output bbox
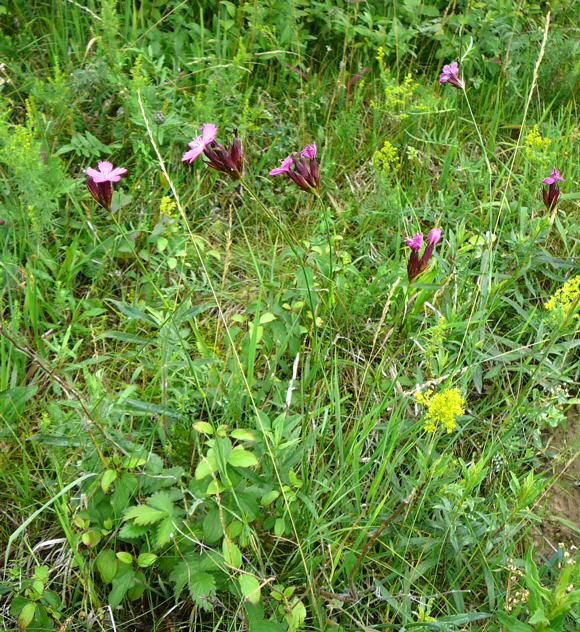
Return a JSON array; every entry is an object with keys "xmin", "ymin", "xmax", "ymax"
[
  {"xmin": 160, "ymin": 195, "xmax": 177, "ymax": 216},
  {"xmin": 524, "ymin": 124, "xmax": 551, "ymax": 154},
  {"xmin": 544, "ymin": 275, "xmax": 580, "ymax": 315},
  {"xmin": 373, "ymin": 140, "xmax": 399, "ymax": 174},
  {"xmin": 415, "ymin": 387, "xmax": 465, "ymax": 433}
]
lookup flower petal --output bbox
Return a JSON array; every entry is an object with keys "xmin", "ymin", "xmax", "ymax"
[
  {"xmin": 182, "ymin": 138, "xmax": 205, "ymax": 163},
  {"xmin": 404, "ymin": 232, "xmax": 423, "ymax": 251},
  {"xmin": 427, "ymin": 228, "xmax": 443, "ymax": 245},
  {"xmin": 201, "ymin": 123, "xmax": 217, "ymax": 144},
  {"xmin": 269, "ymin": 155, "xmax": 293, "ymax": 175},
  {"xmin": 97, "ymin": 161, "xmax": 113, "ymax": 174},
  {"xmin": 301, "ymin": 142, "xmax": 317, "ymax": 159}
]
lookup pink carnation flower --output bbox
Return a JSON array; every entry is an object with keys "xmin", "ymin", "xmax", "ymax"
[
  {"xmin": 542, "ymin": 167, "xmax": 564, "ymax": 211},
  {"xmin": 404, "ymin": 227, "xmax": 443, "ymax": 282},
  {"xmin": 85, "ymin": 161, "xmax": 127, "ymax": 183},
  {"xmin": 439, "ymin": 61, "xmax": 464, "ymax": 90},
  {"xmin": 269, "ymin": 142, "xmax": 320, "ymax": 192},
  {"xmin": 85, "ymin": 160, "xmax": 127, "ymax": 211},
  {"xmin": 182, "ymin": 123, "xmax": 218, "ymax": 164}
]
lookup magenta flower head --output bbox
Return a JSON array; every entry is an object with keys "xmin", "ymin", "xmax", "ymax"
[
  {"xmin": 542, "ymin": 167, "xmax": 564, "ymax": 211},
  {"xmin": 404, "ymin": 227, "xmax": 443, "ymax": 282},
  {"xmin": 269, "ymin": 142, "xmax": 320, "ymax": 192},
  {"xmin": 85, "ymin": 160, "xmax": 127, "ymax": 212},
  {"xmin": 439, "ymin": 61, "xmax": 464, "ymax": 90},
  {"xmin": 182, "ymin": 123, "xmax": 243, "ymax": 179}
]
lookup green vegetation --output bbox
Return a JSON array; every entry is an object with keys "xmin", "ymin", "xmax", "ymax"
[{"xmin": 0, "ymin": 1, "xmax": 578, "ymax": 630}]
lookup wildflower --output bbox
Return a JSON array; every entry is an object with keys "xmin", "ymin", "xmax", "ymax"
[
  {"xmin": 439, "ymin": 61, "xmax": 464, "ymax": 90},
  {"xmin": 269, "ymin": 142, "xmax": 320, "ymax": 192},
  {"xmin": 159, "ymin": 196, "xmax": 177, "ymax": 217},
  {"xmin": 374, "ymin": 140, "xmax": 399, "ymax": 174},
  {"xmin": 415, "ymin": 387, "xmax": 465, "ymax": 433},
  {"xmin": 346, "ymin": 67, "xmax": 370, "ymax": 91},
  {"xmin": 542, "ymin": 167, "xmax": 564, "ymax": 211},
  {"xmin": 182, "ymin": 124, "xmax": 243, "ymax": 179},
  {"xmin": 544, "ymin": 274, "xmax": 580, "ymax": 315},
  {"xmin": 85, "ymin": 160, "xmax": 127, "ymax": 212},
  {"xmin": 404, "ymin": 227, "xmax": 443, "ymax": 282}
]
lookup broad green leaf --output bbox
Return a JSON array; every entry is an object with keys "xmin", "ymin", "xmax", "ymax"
[
  {"xmin": 193, "ymin": 421, "xmax": 214, "ymax": 435},
  {"xmin": 17, "ymin": 602, "xmax": 36, "ymax": 629},
  {"xmin": 137, "ymin": 552, "xmax": 157, "ymax": 568},
  {"xmin": 227, "ymin": 446, "xmax": 259, "ymax": 468},
  {"xmin": 286, "ymin": 599, "xmax": 306, "ymax": 630},
  {"xmin": 116, "ymin": 552, "xmax": 133, "ymax": 565},
  {"xmin": 259, "ymin": 312, "xmax": 277, "ymax": 324},
  {"xmin": 195, "ymin": 459, "xmax": 214, "ymax": 480},
  {"xmin": 260, "ymin": 490, "xmax": 280, "ymax": 506},
  {"xmin": 108, "ymin": 566, "xmax": 135, "ymax": 608},
  {"xmin": 239, "ymin": 574, "xmax": 261, "ymax": 605},
  {"xmin": 101, "ymin": 469, "xmax": 118, "ymax": 493},
  {"xmin": 96, "ymin": 549, "xmax": 118, "ymax": 584},
  {"xmin": 230, "ymin": 429, "xmax": 256, "ymax": 442},
  {"xmin": 206, "ymin": 479, "xmax": 225, "ymax": 495},
  {"xmin": 274, "ymin": 518, "xmax": 285, "ymax": 537},
  {"xmin": 81, "ymin": 530, "xmax": 101, "ymax": 548},
  {"xmin": 123, "ymin": 505, "xmax": 166, "ymax": 525},
  {"xmin": 203, "ymin": 509, "xmax": 223, "ymax": 544},
  {"xmin": 223, "ymin": 539, "xmax": 242, "ymax": 568}
]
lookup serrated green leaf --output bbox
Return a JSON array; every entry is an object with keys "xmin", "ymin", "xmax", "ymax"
[
  {"xmin": 101, "ymin": 469, "xmax": 118, "ymax": 493},
  {"xmin": 148, "ymin": 490, "xmax": 180, "ymax": 515},
  {"xmin": 188, "ymin": 571, "xmax": 216, "ymax": 610},
  {"xmin": 169, "ymin": 561, "xmax": 189, "ymax": 600},
  {"xmin": 96, "ymin": 549, "xmax": 117, "ymax": 584},
  {"xmin": 227, "ymin": 446, "xmax": 259, "ymax": 468},
  {"xmin": 118, "ymin": 522, "xmax": 149, "ymax": 539},
  {"xmin": 156, "ymin": 516, "xmax": 175, "ymax": 548},
  {"xmin": 223, "ymin": 539, "xmax": 242, "ymax": 568},
  {"xmin": 137, "ymin": 552, "xmax": 157, "ymax": 568},
  {"xmin": 123, "ymin": 505, "xmax": 166, "ymax": 525},
  {"xmin": 239, "ymin": 574, "xmax": 261, "ymax": 605}
]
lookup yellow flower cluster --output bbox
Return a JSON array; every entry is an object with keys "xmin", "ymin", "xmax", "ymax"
[
  {"xmin": 544, "ymin": 275, "xmax": 580, "ymax": 315},
  {"xmin": 415, "ymin": 387, "xmax": 465, "ymax": 433},
  {"xmin": 373, "ymin": 140, "xmax": 399, "ymax": 174},
  {"xmin": 524, "ymin": 124, "xmax": 551, "ymax": 163},
  {"xmin": 159, "ymin": 195, "xmax": 177, "ymax": 217},
  {"xmin": 384, "ymin": 73, "xmax": 417, "ymax": 111}
]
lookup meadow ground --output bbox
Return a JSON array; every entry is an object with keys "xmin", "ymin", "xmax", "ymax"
[{"xmin": 0, "ymin": 2, "xmax": 578, "ymax": 631}]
